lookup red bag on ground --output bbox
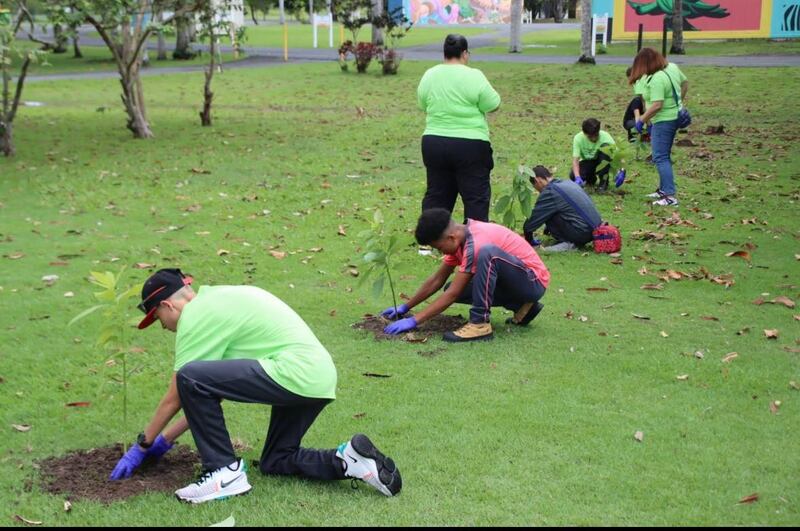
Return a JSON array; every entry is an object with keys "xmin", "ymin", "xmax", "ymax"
[{"xmin": 592, "ymin": 223, "xmax": 621, "ymax": 254}]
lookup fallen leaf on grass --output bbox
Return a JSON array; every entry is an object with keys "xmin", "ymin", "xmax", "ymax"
[
  {"xmin": 41, "ymin": 275, "xmax": 59, "ymax": 286},
  {"xmin": 676, "ymin": 374, "xmax": 689, "ymax": 381},
  {"xmin": 7, "ymin": 252, "xmax": 25, "ymax": 259},
  {"xmin": 772, "ymin": 296, "xmax": 795, "ymax": 309},
  {"xmin": 337, "ymin": 225, "xmax": 347, "ymax": 236},
  {"xmin": 586, "ymin": 287, "xmax": 609, "ymax": 292},
  {"xmin": 65, "ymin": 402, "xmax": 91, "ymax": 408},
  {"xmin": 133, "ymin": 262, "xmax": 155, "ymax": 269},
  {"xmin": 353, "ymin": 412, "xmax": 366, "ymax": 419},
  {"xmin": 64, "ymin": 292, "xmax": 74, "ymax": 298},
  {"xmin": 269, "ymin": 251, "xmax": 286, "ymax": 260},
  {"xmin": 790, "ymin": 381, "xmax": 799, "ymax": 390},
  {"xmin": 63, "ymin": 501, "xmax": 71, "ymax": 513},
  {"xmin": 190, "ymin": 167, "xmax": 211, "ymax": 174},
  {"xmin": 722, "ymin": 352, "xmax": 739, "ymax": 363},
  {"xmin": 578, "ymin": 315, "xmax": 589, "ymax": 322},
  {"xmin": 660, "ymin": 331, "xmax": 669, "ymax": 338},
  {"xmin": 738, "ymin": 493, "xmax": 759, "ymax": 504},
  {"xmin": 216, "ymin": 249, "xmax": 230, "ymax": 256},
  {"xmin": 783, "ymin": 346, "xmax": 800, "ymax": 354},
  {"xmin": 13, "ymin": 515, "xmax": 42, "ymax": 526},
  {"xmin": 764, "ymin": 329, "xmax": 779, "ymax": 339},
  {"xmin": 795, "ymin": 315, "xmax": 800, "ymax": 322},
  {"xmin": 632, "ymin": 314, "xmax": 651, "ymax": 320},
  {"xmin": 694, "ymin": 351, "xmax": 705, "ymax": 359},
  {"xmin": 737, "ymin": 327, "xmax": 751, "ymax": 335},
  {"xmin": 726, "ymin": 250, "xmax": 751, "ymax": 262},
  {"xmin": 633, "ymin": 431, "xmax": 644, "ymax": 442},
  {"xmin": 363, "ymin": 372, "xmax": 391, "ymax": 378},
  {"xmin": 404, "ymin": 333, "xmax": 428, "ymax": 343},
  {"xmin": 641, "ymin": 283, "xmax": 664, "ymax": 291},
  {"xmin": 12, "ymin": 424, "xmax": 31, "ymax": 432},
  {"xmin": 49, "ymin": 261, "xmax": 69, "ymax": 266},
  {"xmin": 700, "ymin": 316, "xmax": 719, "ymax": 321},
  {"xmin": 770, "ymin": 401, "xmax": 781, "ymax": 414}
]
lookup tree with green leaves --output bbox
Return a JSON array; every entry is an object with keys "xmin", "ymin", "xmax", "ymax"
[
  {"xmin": 494, "ymin": 166, "xmax": 535, "ymax": 230},
  {"xmin": 358, "ymin": 209, "xmax": 403, "ymax": 317},
  {"xmin": 1, "ymin": 1, "xmax": 48, "ymax": 156}
]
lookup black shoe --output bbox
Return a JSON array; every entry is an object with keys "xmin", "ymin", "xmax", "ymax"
[{"xmin": 505, "ymin": 302, "xmax": 544, "ymax": 326}]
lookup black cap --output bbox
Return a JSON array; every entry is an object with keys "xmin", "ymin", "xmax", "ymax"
[{"xmin": 137, "ymin": 268, "xmax": 193, "ymax": 329}]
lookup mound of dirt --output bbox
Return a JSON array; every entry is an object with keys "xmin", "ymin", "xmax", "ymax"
[
  {"xmin": 352, "ymin": 313, "xmax": 467, "ymax": 341},
  {"xmin": 39, "ymin": 444, "xmax": 200, "ymax": 504}
]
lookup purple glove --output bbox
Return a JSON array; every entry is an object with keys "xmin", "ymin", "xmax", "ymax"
[
  {"xmin": 615, "ymin": 169, "xmax": 626, "ymax": 188},
  {"xmin": 635, "ymin": 120, "xmax": 644, "ymax": 134},
  {"xmin": 574, "ymin": 175, "xmax": 585, "ymax": 187},
  {"xmin": 384, "ymin": 316, "xmax": 417, "ymax": 335},
  {"xmin": 380, "ymin": 303, "xmax": 409, "ymax": 320},
  {"xmin": 109, "ymin": 443, "xmax": 147, "ymax": 480},
  {"xmin": 145, "ymin": 434, "xmax": 174, "ymax": 461}
]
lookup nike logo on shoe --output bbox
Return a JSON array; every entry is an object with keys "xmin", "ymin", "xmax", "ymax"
[
  {"xmin": 220, "ymin": 474, "xmax": 243, "ymax": 489},
  {"xmin": 346, "ymin": 453, "xmax": 358, "ymax": 463}
]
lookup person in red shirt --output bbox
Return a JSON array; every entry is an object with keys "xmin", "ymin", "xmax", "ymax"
[{"xmin": 382, "ymin": 208, "xmax": 550, "ymax": 342}]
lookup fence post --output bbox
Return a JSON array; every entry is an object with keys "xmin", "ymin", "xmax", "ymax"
[
  {"xmin": 637, "ymin": 23, "xmax": 643, "ymax": 52},
  {"xmin": 662, "ymin": 16, "xmax": 668, "ymax": 57}
]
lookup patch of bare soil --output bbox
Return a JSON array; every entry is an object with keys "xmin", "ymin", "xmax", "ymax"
[
  {"xmin": 38, "ymin": 444, "xmax": 200, "ymax": 504},
  {"xmin": 352, "ymin": 314, "xmax": 467, "ymax": 342}
]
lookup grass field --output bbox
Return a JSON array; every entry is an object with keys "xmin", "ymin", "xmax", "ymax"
[
  {"xmin": 474, "ymin": 29, "xmax": 800, "ymax": 56},
  {"xmin": 1, "ymin": 60, "xmax": 799, "ymax": 526}
]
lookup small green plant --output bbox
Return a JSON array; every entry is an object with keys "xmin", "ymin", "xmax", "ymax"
[
  {"xmin": 69, "ymin": 268, "xmax": 143, "ymax": 452},
  {"xmin": 597, "ymin": 142, "xmax": 632, "ymax": 178},
  {"xmin": 358, "ymin": 209, "xmax": 403, "ymax": 317},
  {"xmin": 494, "ymin": 165, "xmax": 535, "ymax": 229}
]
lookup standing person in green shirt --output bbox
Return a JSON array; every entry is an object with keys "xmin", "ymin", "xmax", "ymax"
[
  {"xmin": 570, "ymin": 118, "xmax": 622, "ymax": 192},
  {"xmin": 108, "ymin": 268, "xmax": 402, "ymax": 504},
  {"xmin": 417, "ymin": 34, "xmax": 501, "ymax": 222},
  {"xmin": 629, "ymin": 48, "xmax": 689, "ymax": 207}
]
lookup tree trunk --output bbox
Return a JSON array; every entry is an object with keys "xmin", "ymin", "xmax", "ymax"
[
  {"xmin": 200, "ymin": 36, "xmax": 216, "ymax": 127},
  {"xmin": 552, "ymin": 0, "xmax": 564, "ymax": 23},
  {"xmin": 251, "ymin": 5, "xmax": 259, "ymax": 25},
  {"xmin": 371, "ymin": 0, "xmax": 384, "ymax": 46},
  {"xmin": 577, "ymin": 0, "xmax": 595, "ymax": 64},
  {"xmin": 279, "ymin": 0, "xmax": 286, "ymax": 24},
  {"xmin": 509, "ymin": 0, "xmax": 523, "ymax": 52},
  {"xmin": 72, "ymin": 36, "xmax": 83, "ymax": 58},
  {"xmin": 120, "ymin": 74, "xmax": 153, "ymax": 138},
  {"xmin": 156, "ymin": 11, "xmax": 168, "ymax": 60},
  {"xmin": 174, "ymin": 14, "xmax": 196, "ymax": 60},
  {"xmin": 53, "ymin": 24, "xmax": 68, "ymax": 53},
  {"xmin": 0, "ymin": 121, "xmax": 13, "ymax": 157},
  {"xmin": 670, "ymin": 0, "xmax": 685, "ymax": 55}
]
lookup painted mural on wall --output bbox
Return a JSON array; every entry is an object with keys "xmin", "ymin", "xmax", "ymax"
[
  {"xmin": 408, "ymin": 0, "xmax": 512, "ymax": 25},
  {"xmin": 603, "ymin": 0, "xmax": 800, "ymax": 39}
]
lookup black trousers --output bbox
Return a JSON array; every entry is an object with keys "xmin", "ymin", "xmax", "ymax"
[
  {"xmin": 568, "ymin": 144, "xmax": 612, "ymax": 186},
  {"xmin": 421, "ymin": 135, "xmax": 494, "ymax": 222},
  {"xmin": 176, "ymin": 359, "xmax": 345, "ymax": 480},
  {"xmin": 545, "ymin": 213, "xmax": 593, "ymax": 246}
]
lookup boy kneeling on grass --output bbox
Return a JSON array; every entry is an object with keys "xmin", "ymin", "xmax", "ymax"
[
  {"xmin": 381, "ymin": 208, "xmax": 550, "ymax": 342},
  {"xmin": 570, "ymin": 118, "xmax": 625, "ymax": 192},
  {"xmin": 109, "ymin": 268, "xmax": 401, "ymax": 504}
]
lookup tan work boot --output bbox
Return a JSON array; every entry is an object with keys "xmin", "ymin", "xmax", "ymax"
[{"xmin": 442, "ymin": 322, "xmax": 493, "ymax": 343}]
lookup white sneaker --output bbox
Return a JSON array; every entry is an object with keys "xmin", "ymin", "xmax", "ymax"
[
  {"xmin": 175, "ymin": 459, "xmax": 252, "ymax": 504},
  {"xmin": 652, "ymin": 195, "xmax": 679, "ymax": 206},
  {"xmin": 540, "ymin": 241, "xmax": 577, "ymax": 253},
  {"xmin": 337, "ymin": 434, "xmax": 402, "ymax": 497},
  {"xmin": 646, "ymin": 190, "xmax": 664, "ymax": 199}
]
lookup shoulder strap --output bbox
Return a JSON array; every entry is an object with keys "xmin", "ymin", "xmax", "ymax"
[
  {"xmin": 550, "ymin": 182, "xmax": 600, "ymax": 229},
  {"xmin": 663, "ymin": 69, "xmax": 682, "ymax": 107}
]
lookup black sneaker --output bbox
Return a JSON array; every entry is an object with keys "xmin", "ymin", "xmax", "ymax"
[{"xmin": 505, "ymin": 302, "xmax": 544, "ymax": 326}]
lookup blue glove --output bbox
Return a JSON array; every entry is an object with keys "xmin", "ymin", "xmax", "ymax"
[
  {"xmin": 635, "ymin": 120, "xmax": 644, "ymax": 134},
  {"xmin": 574, "ymin": 175, "xmax": 585, "ymax": 187},
  {"xmin": 380, "ymin": 303, "xmax": 409, "ymax": 320},
  {"xmin": 109, "ymin": 443, "xmax": 147, "ymax": 480},
  {"xmin": 615, "ymin": 169, "xmax": 626, "ymax": 188},
  {"xmin": 529, "ymin": 237, "xmax": 542, "ymax": 247},
  {"xmin": 145, "ymin": 434, "xmax": 174, "ymax": 462},
  {"xmin": 384, "ymin": 316, "xmax": 417, "ymax": 335}
]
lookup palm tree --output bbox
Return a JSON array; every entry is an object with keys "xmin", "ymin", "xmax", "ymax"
[{"xmin": 577, "ymin": 0, "xmax": 594, "ymax": 64}]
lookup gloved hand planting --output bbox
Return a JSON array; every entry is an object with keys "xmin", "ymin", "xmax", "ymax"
[{"xmin": 384, "ymin": 316, "xmax": 417, "ymax": 335}]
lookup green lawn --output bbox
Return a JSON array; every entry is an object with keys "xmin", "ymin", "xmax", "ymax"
[
  {"xmin": 1, "ymin": 61, "xmax": 799, "ymax": 526},
  {"xmin": 476, "ymin": 29, "xmax": 800, "ymax": 56}
]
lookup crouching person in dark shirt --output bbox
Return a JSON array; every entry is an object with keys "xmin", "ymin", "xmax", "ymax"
[{"xmin": 523, "ymin": 166, "xmax": 602, "ymax": 253}]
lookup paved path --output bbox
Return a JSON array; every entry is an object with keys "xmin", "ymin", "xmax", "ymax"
[{"xmin": 24, "ymin": 24, "xmax": 800, "ymax": 82}]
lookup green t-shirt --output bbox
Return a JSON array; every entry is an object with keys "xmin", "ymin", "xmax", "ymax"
[
  {"xmin": 417, "ymin": 64, "xmax": 501, "ymax": 142},
  {"xmin": 174, "ymin": 285, "xmax": 337, "ymax": 399},
  {"xmin": 572, "ymin": 130, "xmax": 616, "ymax": 161},
  {"xmin": 643, "ymin": 63, "xmax": 687, "ymax": 124},
  {"xmin": 633, "ymin": 77, "xmax": 647, "ymax": 96}
]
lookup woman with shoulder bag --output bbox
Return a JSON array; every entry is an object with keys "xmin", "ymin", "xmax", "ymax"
[{"xmin": 628, "ymin": 48, "xmax": 689, "ymax": 207}]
